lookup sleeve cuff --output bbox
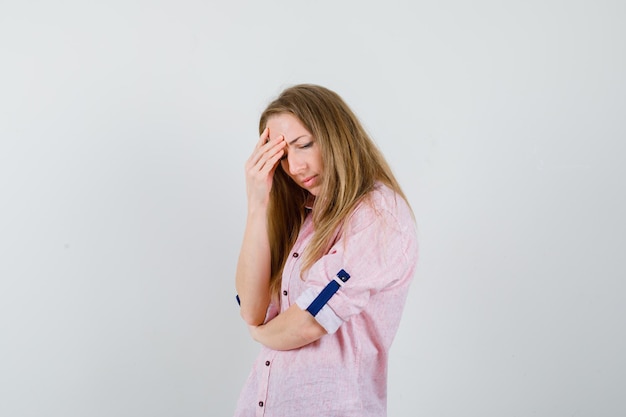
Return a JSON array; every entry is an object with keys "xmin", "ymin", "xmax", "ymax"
[{"xmin": 296, "ymin": 287, "xmax": 344, "ymax": 334}]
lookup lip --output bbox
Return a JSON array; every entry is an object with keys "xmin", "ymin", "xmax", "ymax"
[{"xmin": 301, "ymin": 175, "xmax": 317, "ymax": 187}]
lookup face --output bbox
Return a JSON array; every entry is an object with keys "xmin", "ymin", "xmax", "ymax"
[{"xmin": 266, "ymin": 113, "xmax": 324, "ymax": 196}]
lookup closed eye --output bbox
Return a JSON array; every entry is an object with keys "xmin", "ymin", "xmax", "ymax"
[{"xmin": 300, "ymin": 142, "xmax": 313, "ymax": 149}]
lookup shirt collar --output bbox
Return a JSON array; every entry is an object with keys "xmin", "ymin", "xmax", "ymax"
[{"xmin": 304, "ymin": 194, "xmax": 315, "ymax": 211}]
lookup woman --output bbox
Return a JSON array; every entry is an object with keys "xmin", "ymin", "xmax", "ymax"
[{"xmin": 234, "ymin": 84, "xmax": 418, "ymax": 417}]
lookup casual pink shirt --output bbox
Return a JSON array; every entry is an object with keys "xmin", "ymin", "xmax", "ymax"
[{"xmin": 234, "ymin": 184, "xmax": 418, "ymax": 417}]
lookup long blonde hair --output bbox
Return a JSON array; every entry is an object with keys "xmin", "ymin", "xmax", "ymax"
[{"xmin": 259, "ymin": 84, "xmax": 410, "ymax": 302}]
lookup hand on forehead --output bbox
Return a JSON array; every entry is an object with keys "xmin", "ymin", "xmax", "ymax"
[{"xmin": 266, "ymin": 113, "xmax": 312, "ymax": 145}]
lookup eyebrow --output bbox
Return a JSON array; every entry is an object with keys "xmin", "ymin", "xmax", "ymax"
[{"xmin": 287, "ymin": 135, "xmax": 310, "ymax": 145}]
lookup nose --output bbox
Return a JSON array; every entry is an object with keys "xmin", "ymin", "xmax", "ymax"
[{"xmin": 287, "ymin": 152, "xmax": 306, "ymax": 175}]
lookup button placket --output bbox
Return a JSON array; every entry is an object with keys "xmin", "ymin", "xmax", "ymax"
[
  {"xmin": 281, "ymin": 217, "xmax": 316, "ymax": 311},
  {"xmin": 255, "ymin": 215, "xmax": 313, "ymax": 417},
  {"xmin": 282, "ymin": 243, "xmax": 304, "ymax": 308},
  {"xmin": 256, "ymin": 350, "xmax": 275, "ymax": 417}
]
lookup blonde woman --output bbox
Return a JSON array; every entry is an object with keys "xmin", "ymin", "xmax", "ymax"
[{"xmin": 234, "ymin": 84, "xmax": 418, "ymax": 417}]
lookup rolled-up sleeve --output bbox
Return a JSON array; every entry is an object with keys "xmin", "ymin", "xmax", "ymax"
[{"xmin": 295, "ymin": 191, "xmax": 417, "ymax": 333}]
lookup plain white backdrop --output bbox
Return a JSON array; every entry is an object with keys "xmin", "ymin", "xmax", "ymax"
[{"xmin": 1, "ymin": 1, "xmax": 625, "ymax": 416}]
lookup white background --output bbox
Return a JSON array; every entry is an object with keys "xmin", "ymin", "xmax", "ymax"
[{"xmin": 1, "ymin": 1, "xmax": 625, "ymax": 416}]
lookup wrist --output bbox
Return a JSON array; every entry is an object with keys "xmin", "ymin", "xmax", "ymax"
[{"xmin": 247, "ymin": 203, "xmax": 269, "ymax": 217}]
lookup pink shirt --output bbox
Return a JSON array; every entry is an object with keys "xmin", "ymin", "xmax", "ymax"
[{"xmin": 234, "ymin": 184, "xmax": 418, "ymax": 417}]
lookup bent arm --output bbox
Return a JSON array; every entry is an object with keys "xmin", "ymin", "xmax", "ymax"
[
  {"xmin": 248, "ymin": 304, "xmax": 327, "ymax": 351},
  {"xmin": 235, "ymin": 207, "xmax": 272, "ymax": 325},
  {"xmin": 236, "ymin": 130, "xmax": 286, "ymax": 325}
]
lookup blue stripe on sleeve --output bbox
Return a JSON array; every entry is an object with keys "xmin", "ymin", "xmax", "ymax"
[
  {"xmin": 305, "ymin": 269, "xmax": 351, "ymax": 317},
  {"xmin": 306, "ymin": 280, "xmax": 340, "ymax": 317}
]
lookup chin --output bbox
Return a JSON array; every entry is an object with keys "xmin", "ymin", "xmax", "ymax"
[{"xmin": 308, "ymin": 187, "xmax": 321, "ymax": 197}]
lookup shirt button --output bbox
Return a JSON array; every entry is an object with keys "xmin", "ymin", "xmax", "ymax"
[
  {"xmin": 292, "ymin": 252, "xmax": 299, "ymax": 258},
  {"xmin": 259, "ymin": 401, "xmax": 264, "ymax": 407},
  {"xmin": 265, "ymin": 361, "xmax": 270, "ymax": 366},
  {"xmin": 283, "ymin": 290, "xmax": 288, "ymax": 296}
]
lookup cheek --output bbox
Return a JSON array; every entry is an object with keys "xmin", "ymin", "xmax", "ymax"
[{"xmin": 314, "ymin": 151, "xmax": 324, "ymax": 172}]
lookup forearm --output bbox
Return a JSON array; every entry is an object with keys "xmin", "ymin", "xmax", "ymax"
[
  {"xmin": 235, "ymin": 207, "xmax": 272, "ymax": 325},
  {"xmin": 249, "ymin": 304, "xmax": 327, "ymax": 351}
]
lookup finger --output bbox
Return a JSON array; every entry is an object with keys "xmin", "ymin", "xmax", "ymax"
[
  {"xmin": 254, "ymin": 138, "xmax": 286, "ymax": 170},
  {"xmin": 259, "ymin": 148, "xmax": 285, "ymax": 175},
  {"xmin": 249, "ymin": 135, "xmax": 285, "ymax": 168},
  {"xmin": 256, "ymin": 127, "xmax": 270, "ymax": 147},
  {"xmin": 247, "ymin": 128, "xmax": 271, "ymax": 167},
  {"xmin": 250, "ymin": 128, "xmax": 270, "ymax": 158}
]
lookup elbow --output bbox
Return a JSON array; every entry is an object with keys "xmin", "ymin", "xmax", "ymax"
[
  {"xmin": 236, "ymin": 292, "xmax": 270, "ymax": 326},
  {"xmin": 240, "ymin": 307, "xmax": 265, "ymax": 326}
]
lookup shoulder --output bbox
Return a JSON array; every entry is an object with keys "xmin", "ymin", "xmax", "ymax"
[
  {"xmin": 340, "ymin": 182, "xmax": 418, "ymax": 267},
  {"xmin": 348, "ymin": 182, "xmax": 414, "ymax": 232}
]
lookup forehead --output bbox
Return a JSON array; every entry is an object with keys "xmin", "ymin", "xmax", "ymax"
[{"xmin": 266, "ymin": 113, "xmax": 311, "ymax": 139}]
